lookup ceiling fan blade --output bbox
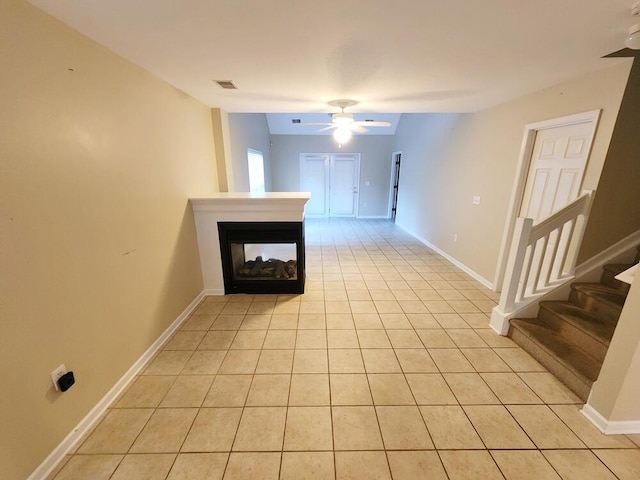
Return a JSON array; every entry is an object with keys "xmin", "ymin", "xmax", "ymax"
[
  {"xmin": 353, "ymin": 121, "xmax": 392, "ymax": 127},
  {"xmin": 317, "ymin": 125, "xmax": 338, "ymax": 132},
  {"xmin": 297, "ymin": 122, "xmax": 334, "ymax": 126},
  {"xmin": 350, "ymin": 125, "xmax": 368, "ymax": 134}
]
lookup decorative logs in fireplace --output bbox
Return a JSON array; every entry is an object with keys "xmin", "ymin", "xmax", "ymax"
[
  {"xmin": 218, "ymin": 221, "xmax": 305, "ymax": 294},
  {"xmin": 238, "ymin": 256, "xmax": 298, "ymax": 280}
]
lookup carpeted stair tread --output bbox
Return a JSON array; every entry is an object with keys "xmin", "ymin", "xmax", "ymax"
[
  {"xmin": 601, "ymin": 264, "xmax": 634, "ymax": 292},
  {"xmin": 570, "ymin": 283, "xmax": 626, "ymax": 324},
  {"xmin": 571, "ymin": 283, "xmax": 627, "ymax": 307},
  {"xmin": 510, "ymin": 318, "xmax": 601, "ymax": 383},
  {"xmin": 538, "ymin": 301, "xmax": 616, "ymax": 345}
]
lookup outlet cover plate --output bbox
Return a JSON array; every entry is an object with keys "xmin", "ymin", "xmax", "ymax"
[{"xmin": 51, "ymin": 364, "xmax": 67, "ymax": 391}]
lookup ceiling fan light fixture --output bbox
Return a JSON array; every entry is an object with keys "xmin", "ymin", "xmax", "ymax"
[
  {"xmin": 333, "ymin": 127, "xmax": 352, "ymax": 144},
  {"xmin": 332, "ymin": 112, "xmax": 354, "ymax": 125},
  {"xmin": 625, "ymin": 23, "xmax": 640, "ymax": 49}
]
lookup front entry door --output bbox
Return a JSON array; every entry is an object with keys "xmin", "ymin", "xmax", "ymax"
[
  {"xmin": 300, "ymin": 153, "xmax": 360, "ymax": 217},
  {"xmin": 329, "ymin": 154, "xmax": 359, "ymax": 217}
]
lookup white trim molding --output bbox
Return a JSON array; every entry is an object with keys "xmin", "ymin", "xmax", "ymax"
[
  {"xmin": 29, "ymin": 291, "xmax": 207, "ymax": 480},
  {"xmin": 581, "ymin": 404, "xmax": 640, "ymax": 434}
]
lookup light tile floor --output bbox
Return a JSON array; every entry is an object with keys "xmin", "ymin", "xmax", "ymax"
[{"xmin": 51, "ymin": 219, "xmax": 640, "ymax": 479}]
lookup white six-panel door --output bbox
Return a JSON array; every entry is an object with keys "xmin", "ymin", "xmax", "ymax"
[
  {"xmin": 300, "ymin": 153, "xmax": 360, "ymax": 217},
  {"xmin": 520, "ymin": 121, "xmax": 594, "ymax": 221},
  {"xmin": 493, "ymin": 109, "xmax": 600, "ymax": 290},
  {"xmin": 518, "ymin": 119, "xmax": 597, "ymax": 285}
]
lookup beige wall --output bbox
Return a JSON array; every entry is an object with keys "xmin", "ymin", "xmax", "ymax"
[
  {"xmin": 393, "ymin": 61, "xmax": 631, "ymax": 283},
  {"xmin": 0, "ymin": 2, "xmax": 218, "ymax": 478},
  {"xmin": 579, "ymin": 58, "xmax": 640, "ymax": 261},
  {"xmin": 584, "ymin": 57, "xmax": 640, "ymax": 426}
]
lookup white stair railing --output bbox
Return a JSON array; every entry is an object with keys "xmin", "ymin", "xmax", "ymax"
[{"xmin": 490, "ymin": 190, "xmax": 595, "ymax": 335}]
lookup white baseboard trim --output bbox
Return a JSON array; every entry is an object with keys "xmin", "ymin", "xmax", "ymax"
[
  {"xmin": 397, "ymin": 225, "xmax": 494, "ymax": 290},
  {"xmin": 29, "ymin": 291, "xmax": 207, "ymax": 480},
  {"xmin": 575, "ymin": 229, "xmax": 640, "ymax": 278},
  {"xmin": 356, "ymin": 215, "xmax": 391, "ymax": 219},
  {"xmin": 581, "ymin": 404, "xmax": 640, "ymax": 434}
]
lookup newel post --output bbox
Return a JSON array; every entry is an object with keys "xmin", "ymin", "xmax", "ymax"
[{"xmin": 490, "ymin": 217, "xmax": 534, "ymax": 335}]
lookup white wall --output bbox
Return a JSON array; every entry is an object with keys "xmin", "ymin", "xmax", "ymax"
[
  {"xmin": 228, "ymin": 113, "xmax": 272, "ymax": 192},
  {"xmin": 393, "ymin": 61, "xmax": 631, "ymax": 284},
  {"xmin": 270, "ymin": 135, "xmax": 395, "ymax": 217}
]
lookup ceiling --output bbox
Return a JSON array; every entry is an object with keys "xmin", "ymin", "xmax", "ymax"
[{"xmin": 29, "ymin": 1, "xmax": 634, "ymax": 123}]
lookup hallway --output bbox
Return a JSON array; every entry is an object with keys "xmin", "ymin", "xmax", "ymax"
[{"xmin": 50, "ymin": 219, "xmax": 640, "ymax": 479}]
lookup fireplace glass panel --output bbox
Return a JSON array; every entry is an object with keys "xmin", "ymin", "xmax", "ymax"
[
  {"xmin": 231, "ymin": 242, "xmax": 298, "ymax": 281},
  {"xmin": 218, "ymin": 221, "xmax": 305, "ymax": 294}
]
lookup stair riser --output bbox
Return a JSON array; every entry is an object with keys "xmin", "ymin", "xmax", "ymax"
[
  {"xmin": 600, "ymin": 269, "xmax": 631, "ymax": 294},
  {"xmin": 509, "ymin": 325, "xmax": 591, "ymax": 402},
  {"xmin": 538, "ymin": 308, "xmax": 608, "ymax": 362},
  {"xmin": 569, "ymin": 289, "xmax": 622, "ymax": 324}
]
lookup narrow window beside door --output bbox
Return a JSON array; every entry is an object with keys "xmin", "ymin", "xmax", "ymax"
[{"xmin": 248, "ymin": 148, "xmax": 265, "ymax": 193}]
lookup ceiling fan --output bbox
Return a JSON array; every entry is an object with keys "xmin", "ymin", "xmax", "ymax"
[{"xmin": 299, "ymin": 99, "xmax": 392, "ymax": 143}]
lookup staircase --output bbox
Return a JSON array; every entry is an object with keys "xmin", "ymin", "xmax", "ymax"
[{"xmin": 508, "ymin": 261, "xmax": 635, "ymax": 402}]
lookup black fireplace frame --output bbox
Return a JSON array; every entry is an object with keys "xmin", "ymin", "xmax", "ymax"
[{"xmin": 217, "ymin": 221, "xmax": 305, "ymax": 294}]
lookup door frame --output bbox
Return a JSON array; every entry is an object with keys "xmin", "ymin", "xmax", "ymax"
[
  {"xmin": 388, "ymin": 151, "xmax": 402, "ymax": 219},
  {"xmin": 492, "ymin": 109, "xmax": 601, "ymax": 290}
]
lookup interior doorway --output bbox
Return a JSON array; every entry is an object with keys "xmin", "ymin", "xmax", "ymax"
[
  {"xmin": 388, "ymin": 151, "xmax": 402, "ymax": 221},
  {"xmin": 300, "ymin": 153, "xmax": 360, "ymax": 217}
]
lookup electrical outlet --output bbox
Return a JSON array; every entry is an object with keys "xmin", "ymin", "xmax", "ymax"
[
  {"xmin": 472, "ymin": 195, "xmax": 481, "ymax": 205},
  {"xmin": 453, "ymin": 234, "xmax": 458, "ymax": 242},
  {"xmin": 51, "ymin": 364, "xmax": 67, "ymax": 391}
]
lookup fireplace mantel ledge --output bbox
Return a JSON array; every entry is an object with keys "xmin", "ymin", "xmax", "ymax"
[{"xmin": 190, "ymin": 192, "xmax": 311, "ymax": 212}]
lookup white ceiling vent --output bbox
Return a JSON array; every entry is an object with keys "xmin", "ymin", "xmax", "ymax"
[{"xmin": 215, "ymin": 80, "xmax": 238, "ymax": 89}]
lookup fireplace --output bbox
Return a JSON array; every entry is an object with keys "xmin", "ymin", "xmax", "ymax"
[
  {"xmin": 190, "ymin": 192, "xmax": 310, "ymax": 295},
  {"xmin": 218, "ymin": 221, "xmax": 305, "ymax": 294}
]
